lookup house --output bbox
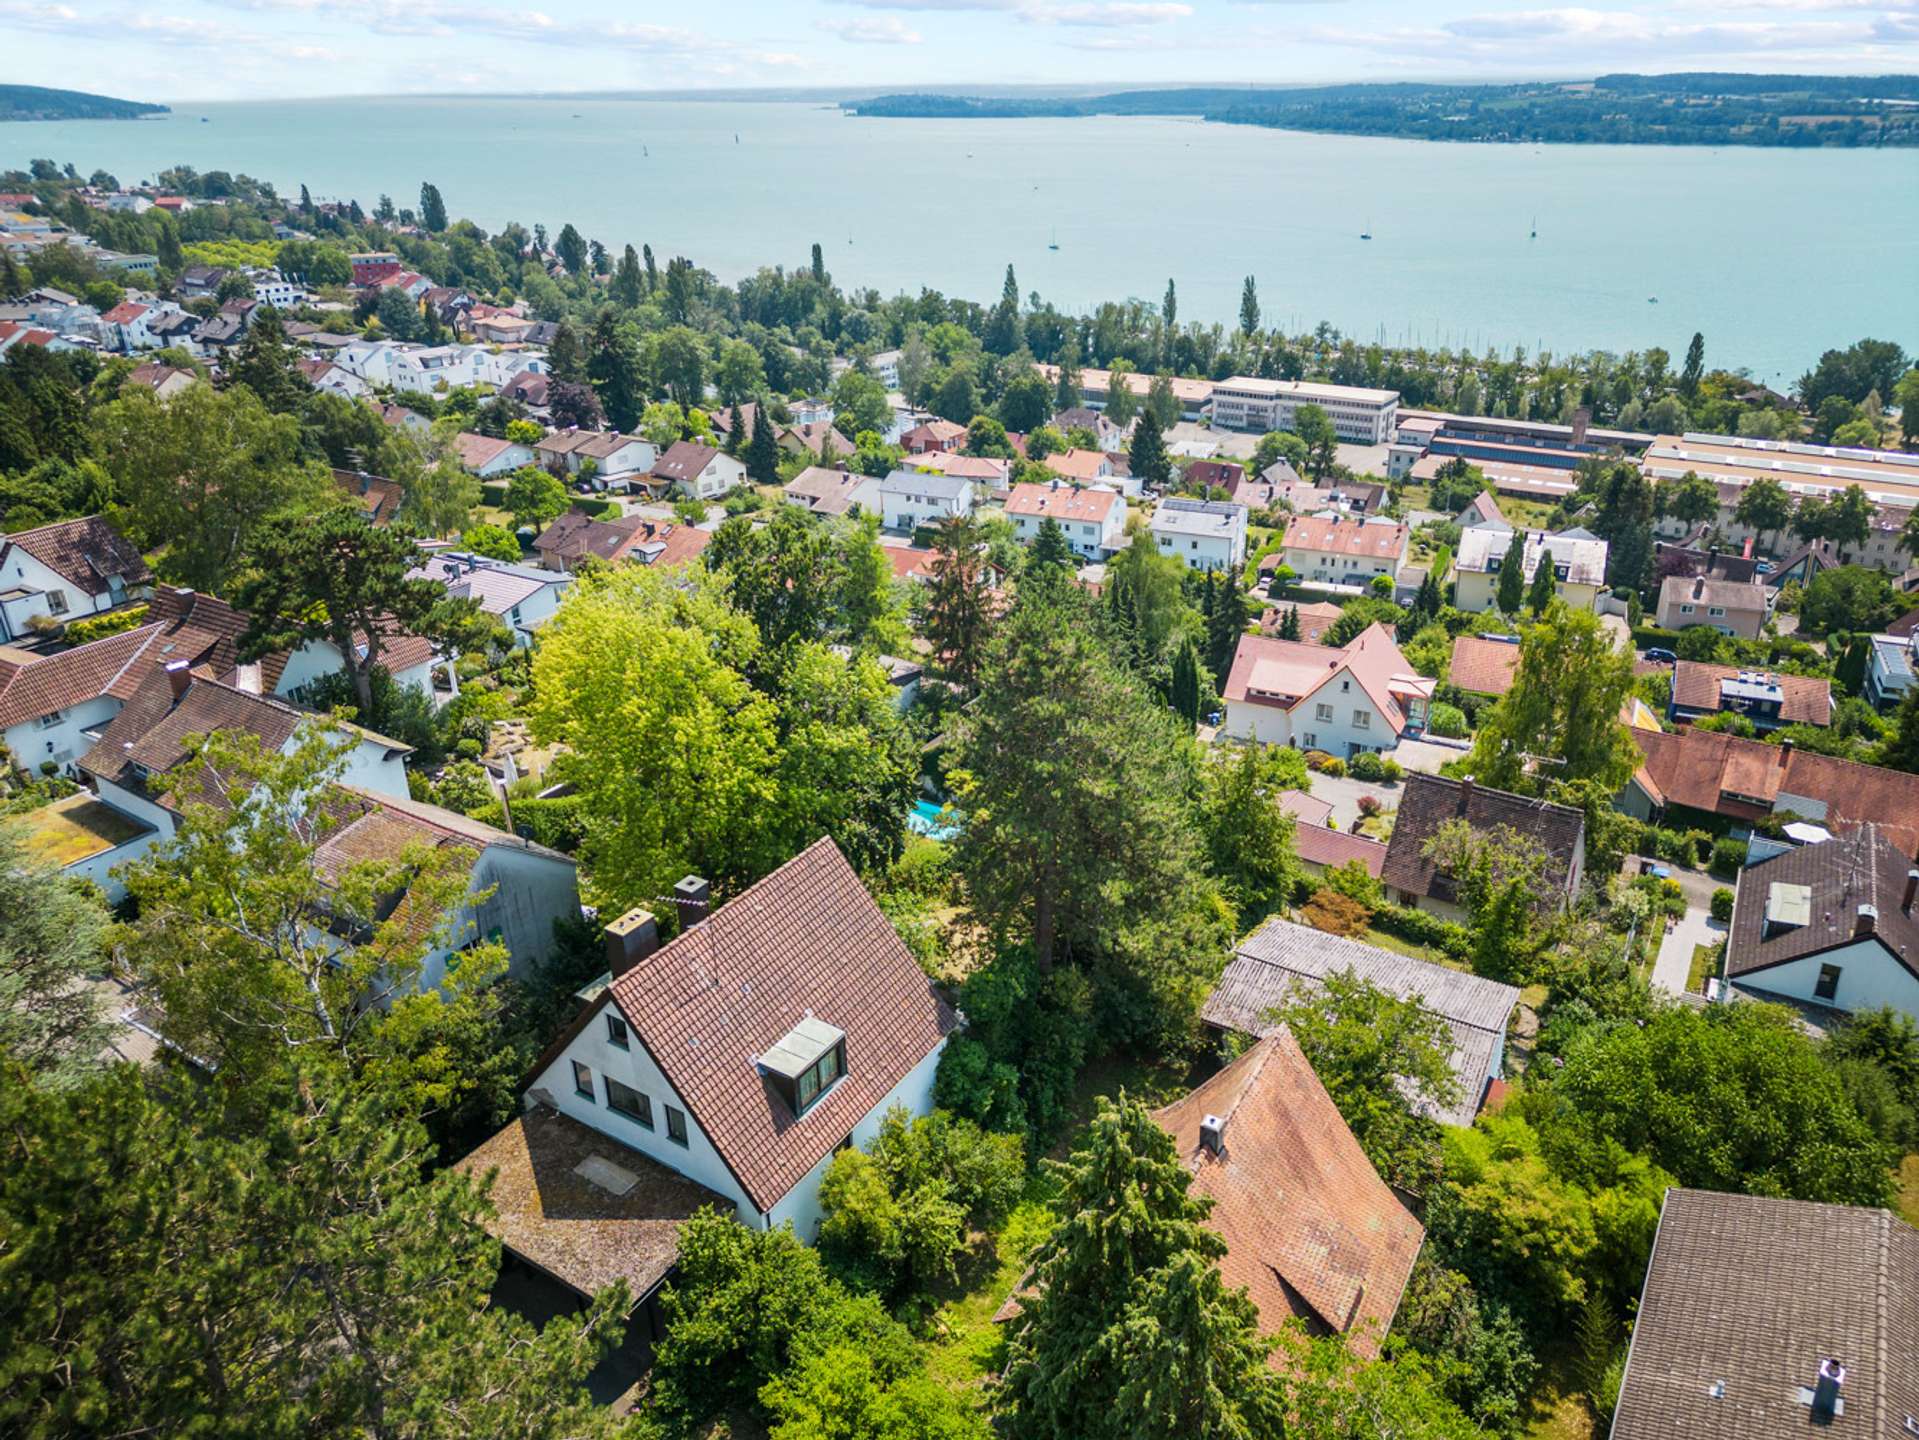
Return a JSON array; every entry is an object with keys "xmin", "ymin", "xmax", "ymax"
[
  {"xmin": 350, "ymin": 252, "xmax": 401, "ymax": 285},
  {"xmin": 880, "ymin": 470, "xmax": 976, "ymax": 534},
  {"xmin": 571, "ymin": 432, "xmax": 659, "ymax": 487},
  {"xmin": 511, "ymin": 837, "xmax": 958, "ymax": 1242},
  {"xmin": 1144, "ymin": 1031, "xmax": 1423, "ymax": 1357},
  {"xmin": 0, "ymin": 321, "xmax": 55, "ymax": 353},
  {"xmin": 332, "ymin": 468, "xmax": 407, "ymax": 526},
  {"xmin": 1051, "ymin": 407, "xmax": 1123, "ymax": 450},
  {"xmin": 0, "ymin": 516, "xmax": 152, "ymax": 642},
  {"xmin": 1453, "ymin": 528, "xmax": 1608, "ymax": 613},
  {"xmin": 296, "ymin": 358, "xmax": 370, "ymax": 400},
  {"xmin": 175, "ymin": 263, "xmax": 231, "ymax": 298},
  {"xmin": 783, "ymin": 466, "xmax": 883, "ymax": 518},
  {"xmin": 1866, "ymin": 631, "xmax": 1919, "ymax": 710},
  {"xmin": 906, "ymin": 451, "xmax": 1011, "ymax": 494},
  {"xmin": 124, "ymin": 361, "xmax": 198, "ymax": 400},
  {"xmin": 1655, "ymin": 574, "xmax": 1770, "ymax": 639},
  {"xmin": 451, "ymin": 432, "xmax": 536, "ymax": 479},
  {"xmin": 1225, "ymin": 475, "xmax": 1278, "ymax": 511},
  {"xmin": 1002, "ymin": 481, "xmax": 1127, "ymax": 559},
  {"xmin": 1669, "ymin": 660, "xmax": 1832, "ymax": 732},
  {"xmin": 500, "ymin": 371, "xmax": 550, "ymax": 412},
  {"xmin": 1258, "ymin": 600, "xmax": 1344, "ymax": 645},
  {"xmin": 410, "ymin": 551, "xmax": 573, "ymax": 648},
  {"xmin": 1454, "ymin": 491, "xmax": 1509, "ymax": 530},
  {"xmin": 1723, "ymin": 824, "xmax": 1919, "ymax": 1019},
  {"xmin": 652, "ymin": 441, "xmax": 746, "ymax": 500},
  {"xmin": 900, "ymin": 418, "xmax": 966, "ymax": 454},
  {"xmin": 1381, "ymin": 774, "xmax": 1586, "ymax": 922},
  {"xmin": 1279, "ymin": 515, "xmax": 1410, "ymax": 593},
  {"xmin": 99, "ymin": 301, "xmax": 162, "ymax": 352},
  {"xmin": 1150, "ymin": 497, "xmax": 1248, "ymax": 573},
  {"xmin": 779, "ymin": 420, "xmax": 854, "ymax": 460},
  {"xmin": 1041, "ymin": 448, "xmax": 1115, "ymax": 486},
  {"xmin": 1202, "ymin": 916, "xmax": 1521, "ymax": 1128},
  {"xmin": 1447, "ymin": 633, "xmax": 1523, "ymax": 698},
  {"xmin": 1184, "ymin": 458, "xmax": 1244, "ymax": 495},
  {"xmin": 1624, "ymin": 720, "xmax": 1919, "ymax": 855},
  {"xmin": 534, "ymin": 511, "xmax": 709, "ymax": 574},
  {"xmin": 1291, "ymin": 818, "xmax": 1389, "ymax": 880},
  {"xmin": 1220, "ymin": 624, "xmax": 1433, "ymax": 756},
  {"xmin": 1610, "ymin": 1188, "xmax": 1918, "ymax": 1440},
  {"xmin": 471, "ymin": 314, "xmax": 539, "ymax": 345}
]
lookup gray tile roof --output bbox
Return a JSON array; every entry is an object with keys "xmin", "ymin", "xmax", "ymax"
[
  {"xmin": 1613, "ymin": 1188, "xmax": 1919, "ymax": 1440},
  {"xmin": 1380, "ymin": 773, "xmax": 1585, "ymax": 909},
  {"xmin": 880, "ymin": 469, "xmax": 973, "ymax": 502},
  {"xmin": 1726, "ymin": 824, "xmax": 1919, "ymax": 984},
  {"xmin": 1201, "ymin": 917, "xmax": 1518, "ymax": 1128}
]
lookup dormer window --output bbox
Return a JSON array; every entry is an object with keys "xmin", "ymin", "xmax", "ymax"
[{"xmin": 760, "ymin": 1015, "xmax": 847, "ymax": 1116}]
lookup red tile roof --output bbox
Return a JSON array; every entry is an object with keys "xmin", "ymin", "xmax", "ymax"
[
  {"xmin": 452, "ymin": 432, "xmax": 524, "ymax": 472},
  {"xmin": 1003, "ymin": 481, "xmax": 1120, "ymax": 524},
  {"xmin": 603, "ymin": 838, "xmax": 956, "ymax": 1213},
  {"xmin": 79, "ymin": 669, "xmax": 303, "ymax": 807},
  {"xmin": 1151, "ymin": 1032, "xmax": 1423, "ymax": 1358},
  {"xmin": 651, "ymin": 441, "xmax": 723, "ymax": 486},
  {"xmin": 1294, "ymin": 824, "xmax": 1388, "ymax": 877},
  {"xmin": 1223, "ymin": 624, "xmax": 1427, "ymax": 737},
  {"xmin": 1447, "ymin": 634, "xmax": 1523, "ymax": 697},
  {"xmin": 0, "ymin": 623, "xmax": 218, "ymax": 731},
  {"xmin": 1282, "ymin": 513, "xmax": 1409, "ymax": 560},
  {"xmin": 332, "ymin": 468, "xmax": 406, "ymax": 526},
  {"xmin": 1671, "ymin": 660, "xmax": 1832, "ymax": 727},
  {"xmin": 884, "ymin": 545, "xmax": 938, "ymax": 582},
  {"xmin": 101, "ymin": 302, "xmax": 149, "ymax": 325},
  {"xmin": 2, "ymin": 515, "xmax": 151, "ymax": 595}
]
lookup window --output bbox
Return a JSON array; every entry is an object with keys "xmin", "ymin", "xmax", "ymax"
[
  {"xmin": 607, "ymin": 1078, "xmax": 652, "ymax": 1127},
  {"xmin": 1316, "ymin": 703, "xmax": 1334, "ymax": 721},
  {"xmin": 1708, "ymin": 607, "xmax": 1725, "ymax": 618},
  {"xmin": 44, "ymin": 590, "xmax": 68, "ymax": 616},
  {"xmin": 1353, "ymin": 710, "xmax": 1370, "ymax": 729},
  {"xmin": 572, "ymin": 1060, "xmax": 595, "ymax": 1100},
  {"xmin": 665, "ymin": 1105, "xmax": 688, "ymax": 1146},
  {"xmin": 1340, "ymin": 679, "xmax": 1351, "ymax": 692},
  {"xmin": 1302, "ymin": 732, "xmax": 1318, "ymax": 748},
  {"xmin": 1680, "ymin": 604, "xmax": 1695, "ymax": 615},
  {"xmin": 1815, "ymin": 964, "xmax": 1843, "ymax": 1001},
  {"xmin": 36, "ymin": 709, "xmax": 65, "ymax": 729},
  {"xmin": 606, "ymin": 1014, "xmax": 629, "ymax": 1049}
]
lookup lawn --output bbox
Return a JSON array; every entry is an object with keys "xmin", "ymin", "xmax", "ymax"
[
  {"xmin": 1361, "ymin": 925, "xmax": 1459, "ymax": 968},
  {"xmin": 1686, "ymin": 941, "xmax": 1721, "ymax": 996},
  {"xmin": 1898, "ymin": 1153, "xmax": 1919, "ymax": 1230}
]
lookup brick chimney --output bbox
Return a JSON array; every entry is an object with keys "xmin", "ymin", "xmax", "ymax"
[
  {"xmin": 674, "ymin": 875, "xmax": 711, "ymax": 932},
  {"xmin": 1854, "ymin": 904, "xmax": 1878, "ymax": 938},
  {"xmin": 163, "ymin": 657, "xmax": 192, "ymax": 702},
  {"xmin": 603, "ymin": 908, "xmax": 659, "ymax": 978},
  {"xmin": 1810, "ymin": 1358, "xmax": 1844, "ymax": 1425}
]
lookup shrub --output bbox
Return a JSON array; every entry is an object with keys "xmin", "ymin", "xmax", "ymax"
[
  {"xmin": 1710, "ymin": 887, "xmax": 1735, "ymax": 922},
  {"xmin": 1709, "ymin": 835, "xmax": 1748, "ymax": 879},
  {"xmin": 1372, "ymin": 902, "xmax": 1471, "ymax": 955},
  {"xmin": 1349, "ymin": 751, "xmax": 1385, "ymax": 781},
  {"xmin": 1428, "ymin": 702, "xmax": 1468, "ymax": 738},
  {"xmin": 1379, "ymin": 757, "xmax": 1403, "ymax": 783},
  {"xmin": 1302, "ymin": 749, "xmax": 1336, "ymax": 772},
  {"xmin": 1358, "ymin": 794, "xmax": 1383, "ymax": 818},
  {"xmin": 479, "ymin": 481, "xmax": 507, "ymax": 507},
  {"xmin": 63, "ymin": 603, "xmax": 149, "ymax": 645},
  {"xmin": 1319, "ymin": 757, "xmax": 1347, "ymax": 779},
  {"xmin": 1302, "ymin": 887, "xmax": 1371, "ymax": 936}
]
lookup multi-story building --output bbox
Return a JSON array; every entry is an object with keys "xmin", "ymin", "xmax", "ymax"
[
  {"xmin": 1453, "ymin": 528, "xmax": 1609, "ymax": 613},
  {"xmin": 1278, "ymin": 514, "xmax": 1410, "ymax": 592},
  {"xmin": 1149, "ymin": 497, "xmax": 1248, "ymax": 572},
  {"xmin": 1208, "ymin": 377, "xmax": 1399, "ymax": 444},
  {"xmin": 1002, "ymin": 480, "xmax": 1127, "ymax": 558},
  {"xmin": 880, "ymin": 470, "xmax": 976, "ymax": 533}
]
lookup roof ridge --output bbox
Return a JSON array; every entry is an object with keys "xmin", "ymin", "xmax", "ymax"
[{"xmin": 1873, "ymin": 1206, "xmax": 1888, "ymax": 1437}]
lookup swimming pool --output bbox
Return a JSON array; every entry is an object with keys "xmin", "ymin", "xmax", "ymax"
[{"xmin": 907, "ymin": 798, "xmax": 960, "ymax": 841}]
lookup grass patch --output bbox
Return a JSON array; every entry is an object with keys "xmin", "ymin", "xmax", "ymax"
[
  {"xmin": 1361, "ymin": 926, "xmax": 1457, "ymax": 967},
  {"xmin": 1523, "ymin": 1338, "xmax": 1599, "ymax": 1440},
  {"xmin": 1686, "ymin": 941, "xmax": 1722, "ymax": 996},
  {"xmin": 1898, "ymin": 1153, "xmax": 1919, "ymax": 1230},
  {"xmin": 921, "ymin": 1179, "xmax": 1058, "ymax": 1397}
]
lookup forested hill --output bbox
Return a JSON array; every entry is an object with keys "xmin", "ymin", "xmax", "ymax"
[
  {"xmin": 0, "ymin": 85, "xmax": 169, "ymax": 122},
  {"xmin": 845, "ymin": 74, "xmax": 1919, "ymax": 147}
]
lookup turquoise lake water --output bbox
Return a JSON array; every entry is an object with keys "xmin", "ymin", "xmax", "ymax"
[{"xmin": 7, "ymin": 96, "xmax": 1917, "ymax": 383}]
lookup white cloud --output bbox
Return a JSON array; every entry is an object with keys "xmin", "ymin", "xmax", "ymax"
[
  {"xmin": 1034, "ymin": 1, "xmax": 1191, "ymax": 24},
  {"xmin": 818, "ymin": 13, "xmax": 924, "ymax": 40}
]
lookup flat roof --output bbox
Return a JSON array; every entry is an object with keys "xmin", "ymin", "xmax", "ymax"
[
  {"xmin": 453, "ymin": 1105, "xmax": 729, "ymax": 1304},
  {"xmin": 11, "ymin": 791, "xmax": 151, "ymax": 867},
  {"xmin": 1213, "ymin": 376, "xmax": 1399, "ymax": 406}
]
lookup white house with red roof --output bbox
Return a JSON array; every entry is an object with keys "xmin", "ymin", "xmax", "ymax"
[
  {"xmin": 517, "ymin": 839, "xmax": 957, "ymax": 1240},
  {"xmin": 1003, "ymin": 480, "xmax": 1127, "ymax": 558},
  {"xmin": 0, "ymin": 515, "xmax": 152, "ymax": 642},
  {"xmin": 1220, "ymin": 623, "xmax": 1434, "ymax": 757},
  {"xmin": 100, "ymin": 301, "xmax": 165, "ymax": 352},
  {"xmin": 1279, "ymin": 514, "xmax": 1412, "ymax": 593}
]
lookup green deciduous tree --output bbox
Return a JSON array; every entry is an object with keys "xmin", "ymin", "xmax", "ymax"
[
  {"xmin": 503, "ymin": 465, "xmax": 569, "ymax": 530},
  {"xmin": 1198, "ymin": 741, "xmax": 1305, "ymax": 924},
  {"xmin": 418, "ymin": 180, "xmax": 448, "ymax": 232},
  {"xmin": 1294, "ymin": 403, "xmax": 1339, "ymax": 481},
  {"xmin": 1734, "ymin": 476, "xmax": 1793, "ymax": 545},
  {"xmin": 1467, "ymin": 601, "xmax": 1638, "ymax": 795},
  {"xmin": 0, "ymin": 824, "xmax": 110, "ymax": 1086}
]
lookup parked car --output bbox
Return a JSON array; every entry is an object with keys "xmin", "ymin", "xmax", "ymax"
[{"xmin": 1643, "ymin": 647, "xmax": 1677, "ymax": 664}]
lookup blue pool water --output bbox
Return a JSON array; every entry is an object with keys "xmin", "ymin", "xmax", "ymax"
[{"xmin": 908, "ymin": 799, "xmax": 960, "ymax": 841}]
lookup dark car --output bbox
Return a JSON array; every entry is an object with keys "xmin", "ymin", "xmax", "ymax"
[{"xmin": 1643, "ymin": 647, "xmax": 1677, "ymax": 664}]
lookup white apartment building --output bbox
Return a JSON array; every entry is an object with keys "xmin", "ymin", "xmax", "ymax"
[
  {"xmin": 250, "ymin": 269, "xmax": 303, "ymax": 309},
  {"xmin": 1150, "ymin": 497, "xmax": 1249, "ymax": 572},
  {"xmin": 1209, "ymin": 377, "xmax": 1400, "ymax": 444},
  {"xmin": 880, "ymin": 470, "xmax": 977, "ymax": 533},
  {"xmin": 1003, "ymin": 481, "xmax": 1128, "ymax": 558},
  {"xmin": 1279, "ymin": 514, "xmax": 1411, "ymax": 592}
]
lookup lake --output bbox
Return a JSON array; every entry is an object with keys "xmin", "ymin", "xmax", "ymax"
[{"xmin": 7, "ymin": 96, "xmax": 1918, "ymax": 383}]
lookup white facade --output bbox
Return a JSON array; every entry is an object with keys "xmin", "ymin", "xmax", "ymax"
[
  {"xmin": 1224, "ymin": 663, "xmax": 1394, "ymax": 756},
  {"xmin": 531, "ymin": 1007, "xmax": 945, "ymax": 1237},
  {"xmin": 250, "ymin": 270, "xmax": 302, "ymax": 308},
  {"xmin": 1004, "ymin": 492, "xmax": 1128, "ymax": 558},
  {"xmin": 421, "ymin": 843, "xmax": 580, "ymax": 990},
  {"xmin": 2, "ymin": 693, "xmax": 120, "ymax": 774},
  {"xmin": 1150, "ymin": 498, "xmax": 1248, "ymax": 572},
  {"xmin": 1729, "ymin": 937, "xmax": 1919, "ymax": 1022},
  {"xmin": 335, "ymin": 339, "xmax": 549, "ymax": 396},
  {"xmin": 669, "ymin": 449, "xmax": 748, "ymax": 500},
  {"xmin": 1209, "ymin": 377, "xmax": 1400, "ymax": 444},
  {"xmin": 880, "ymin": 472, "xmax": 977, "ymax": 533},
  {"xmin": 0, "ymin": 546, "xmax": 140, "ymax": 642}
]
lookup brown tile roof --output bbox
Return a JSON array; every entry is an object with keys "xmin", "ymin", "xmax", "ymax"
[
  {"xmin": 1612, "ymin": 1188, "xmax": 1919, "ymax": 1440},
  {"xmin": 632, "ymin": 522, "xmax": 710, "ymax": 570},
  {"xmin": 452, "ymin": 432, "xmax": 524, "ymax": 472},
  {"xmin": 781, "ymin": 421, "xmax": 853, "ymax": 458},
  {"xmin": 1003, "ymin": 481, "xmax": 1120, "ymax": 525},
  {"xmin": 1282, "ymin": 514, "xmax": 1409, "ymax": 559},
  {"xmin": 1185, "ymin": 459, "xmax": 1244, "ymax": 491},
  {"xmin": 1380, "ymin": 774, "xmax": 1584, "ymax": 907},
  {"xmin": 534, "ymin": 508, "xmax": 648, "ymax": 567},
  {"xmin": 1258, "ymin": 601, "xmax": 1344, "ymax": 645},
  {"xmin": 784, "ymin": 466, "xmax": 866, "ymax": 516},
  {"xmin": 1631, "ymin": 726, "xmax": 1919, "ymax": 856},
  {"xmin": 1725, "ymin": 823, "xmax": 1919, "ymax": 984},
  {"xmin": 1671, "ymin": 660, "xmax": 1832, "ymax": 727},
  {"xmin": 79, "ymin": 670, "xmax": 303, "ymax": 808},
  {"xmin": 1223, "ymin": 625, "xmax": 1428, "ymax": 738},
  {"xmin": 453, "ymin": 1104, "xmax": 728, "ymax": 1304},
  {"xmin": 2, "ymin": 515, "xmax": 150, "ymax": 594},
  {"xmin": 1042, "ymin": 449, "xmax": 1110, "ymax": 482},
  {"xmin": 332, "ymin": 468, "xmax": 407, "ymax": 526},
  {"xmin": 651, "ymin": 441, "xmax": 721, "ymax": 486},
  {"xmin": 1150, "ymin": 1032, "xmax": 1424, "ymax": 1358},
  {"xmin": 0, "ymin": 623, "xmax": 218, "ymax": 731},
  {"xmin": 1294, "ymin": 824, "xmax": 1388, "ymax": 878},
  {"xmin": 1447, "ymin": 634, "xmax": 1523, "ymax": 697},
  {"xmin": 1657, "ymin": 573, "xmax": 1770, "ymax": 615},
  {"xmin": 604, "ymin": 837, "xmax": 956, "ymax": 1214},
  {"xmin": 143, "ymin": 586, "xmax": 436, "ymax": 690}
]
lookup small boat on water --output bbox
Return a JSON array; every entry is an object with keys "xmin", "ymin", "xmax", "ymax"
[
  {"xmin": 1648, "ymin": 296, "xmax": 1659, "ymax": 304},
  {"xmin": 1048, "ymin": 227, "xmax": 1059, "ymax": 251}
]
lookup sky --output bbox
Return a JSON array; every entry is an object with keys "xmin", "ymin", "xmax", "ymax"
[{"xmin": 7, "ymin": 0, "xmax": 1919, "ymax": 101}]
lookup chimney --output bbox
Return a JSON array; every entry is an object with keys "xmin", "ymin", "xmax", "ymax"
[
  {"xmin": 1571, "ymin": 406, "xmax": 1591, "ymax": 446},
  {"xmin": 234, "ymin": 661, "xmax": 263, "ymax": 696},
  {"xmin": 1199, "ymin": 1112, "xmax": 1226, "ymax": 1156},
  {"xmin": 1854, "ymin": 904, "xmax": 1878, "ymax": 938},
  {"xmin": 1693, "ymin": 575, "xmax": 1705, "ymax": 600},
  {"xmin": 163, "ymin": 657, "xmax": 192, "ymax": 701},
  {"xmin": 1903, "ymin": 870, "xmax": 1918, "ymax": 913},
  {"xmin": 673, "ymin": 874, "xmax": 711, "ymax": 932},
  {"xmin": 1810, "ymin": 1358, "xmax": 1844, "ymax": 1425},
  {"xmin": 1458, "ymin": 775, "xmax": 1475, "ymax": 808},
  {"xmin": 603, "ymin": 908, "xmax": 659, "ymax": 978}
]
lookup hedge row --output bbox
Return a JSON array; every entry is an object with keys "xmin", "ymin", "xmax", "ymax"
[
  {"xmin": 470, "ymin": 794, "xmax": 587, "ymax": 853},
  {"xmin": 63, "ymin": 604, "xmax": 150, "ymax": 645},
  {"xmin": 1370, "ymin": 901, "xmax": 1471, "ymax": 956}
]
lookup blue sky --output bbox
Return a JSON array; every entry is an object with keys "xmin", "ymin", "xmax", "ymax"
[{"xmin": 8, "ymin": 0, "xmax": 1918, "ymax": 101}]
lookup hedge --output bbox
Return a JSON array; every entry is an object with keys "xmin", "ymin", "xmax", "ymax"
[
  {"xmin": 472, "ymin": 794, "xmax": 587, "ymax": 853},
  {"xmin": 480, "ymin": 482, "xmax": 507, "ymax": 507},
  {"xmin": 1370, "ymin": 902, "xmax": 1470, "ymax": 956},
  {"xmin": 63, "ymin": 603, "xmax": 149, "ymax": 645}
]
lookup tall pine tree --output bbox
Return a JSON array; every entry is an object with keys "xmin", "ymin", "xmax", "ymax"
[
  {"xmin": 1526, "ymin": 549, "xmax": 1558, "ymax": 613},
  {"xmin": 745, "ymin": 402, "xmax": 780, "ymax": 484},
  {"xmin": 1205, "ymin": 572, "xmax": 1247, "ymax": 687},
  {"xmin": 1170, "ymin": 639, "xmax": 1200, "ymax": 728},
  {"xmin": 1128, "ymin": 406, "xmax": 1171, "ymax": 490},
  {"xmin": 1496, "ymin": 529, "xmax": 1528, "ymax": 614}
]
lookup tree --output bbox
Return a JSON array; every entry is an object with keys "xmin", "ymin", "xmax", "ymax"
[
  {"xmin": 1128, "ymin": 404, "xmax": 1171, "ymax": 489},
  {"xmin": 1797, "ymin": 337, "xmax": 1908, "ymax": 412},
  {"xmin": 1251, "ymin": 429, "xmax": 1308, "ymax": 478},
  {"xmin": 1204, "ymin": 571, "xmax": 1247, "ymax": 686},
  {"xmin": 1881, "ymin": 683, "xmax": 1919, "ymax": 774},
  {"xmin": 1277, "ymin": 603, "xmax": 1302, "ymax": 641},
  {"xmin": 1052, "ymin": 339, "xmax": 1081, "ymax": 410},
  {"xmin": 952, "ymin": 582, "xmax": 1205, "ymax": 970},
  {"xmin": 998, "ymin": 1095, "xmax": 1285, "ymax": 1440},
  {"xmin": 547, "ymin": 379, "xmax": 602, "ymax": 431},
  {"xmin": 461, "ymin": 522, "xmax": 521, "ymax": 561},
  {"xmin": 418, "ymin": 180, "xmax": 448, "ymax": 231},
  {"xmin": 1824, "ymin": 483, "xmax": 1875, "ymax": 556},
  {"xmin": 1278, "ymin": 968, "xmax": 1459, "ymax": 1186},
  {"xmin": 226, "ymin": 306, "xmax": 310, "ymax": 412},
  {"xmin": 1795, "ymin": 565, "xmax": 1898, "ymax": 638},
  {"xmin": 554, "ymin": 222, "xmax": 587, "ymax": 276},
  {"xmin": 1665, "ymin": 470, "xmax": 1719, "ymax": 528},
  {"xmin": 101, "ymin": 383, "xmax": 334, "ymax": 594},
  {"xmin": 586, "ymin": 311, "xmax": 645, "ymax": 431},
  {"xmin": 932, "ymin": 366, "xmax": 980, "ymax": 426},
  {"xmin": 1102, "ymin": 369, "xmax": 1139, "ymax": 428},
  {"xmin": 0, "ymin": 1059, "xmax": 630, "ymax": 1439},
  {"xmin": 1239, "ymin": 275, "xmax": 1260, "ymax": 336},
  {"xmin": 965, "ymin": 415, "xmax": 1016, "ymax": 460},
  {"xmin": 922, "ymin": 515, "xmax": 996, "ymax": 689},
  {"xmin": 530, "ymin": 567, "xmax": 784, "ymax": 909},
  {"xmin": 1679, "ymin": 331, "xmax": 1705, "ymax": 398},
  {"xmin": 400, "ymin": 442, "xmax": 481, "ymax": 538},
  {"xmin": 236, "ymin": 508, "xmax": 487, "ymax": 717},
  {"xmin": 1170, "ymin": 638, "xmax": 1200, "ymax": 728},
  {"xmin": 997, "ymin": 366, "xmax": 1052, "ymax": 432},
  {"xmin": 1421, "ymin": 818, "xmax": 1553, "ymax": 983},
  {"xmin": 612, "ymin": 243, "xmax": 643, "ymax": 307},
  {"xmin": 985, "ymin": 263, "xmax": 1022, "ymax": 355},
  {"xmin": 1294, "ymin": 403, "xmax": 1339, "ymax": 480},
  {"xmin": 1896, "ymin": 367, "xmax": 1919, "ymax": 447},
  {"xmin": 831, "ymin": 367, "xmax": 893, "ymax": 440},
  {"xmin": 1495, "ymin": 529, "xmax": 1528, "ymax": 614},
  {"xmin": 1467, "ymin": 601, "xmax": 1639, "ymax": 795},
  {"xmin": 713, "ymin": 338, "xmax": 766, "ymax": 406},
  {"xmin": 1735, "ymin": 476, "xmax": 1793, "ymax": 545},
  {"xmin": 1162, "ymin": 277, "xmax": 1177, "ymax": 331},
  {"xmin": 1526, "ymin": 548, "xmax": 1557, "ymax": 614},
  {"xmin": 662, "ymin": 255, "xmax": 697, "ymax": 324},
  {"xmin": 0, "ymin": 825, "xmax": 110, "ymax": 1086},
  {"xmin": 546, "ymin": 319, "xmax": 586, "ymax": 384},
  {"xmin": 503, "ymin": 466, "xmax": 568, "ymax": 530},
  {"xmin": 1144, "ymin": 371, "xmax": 1179, "ymax": 430},
  {"xmin": 1198, "ymin": 741, "xmax": 1304, "ymax": 923},
  {"xmin": 1589, "ymin": 462, "xmax": 1655, "ymax": 594},
  {"xmin": 746, "ymin": 401, "xmax": 781, "ymax": 484}
]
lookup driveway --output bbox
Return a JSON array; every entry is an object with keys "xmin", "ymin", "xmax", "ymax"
[
  {"xmin": 1651, "ymin": 905, "xmax": 1724, "ymax": 997},
  {"xmin": 1306, "ymin": 772, "xmax": 1403, "ymax": 830},
  {"xmin": 1394, "ymin": 736, "xmax": 1470, "ymax": 776}
]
